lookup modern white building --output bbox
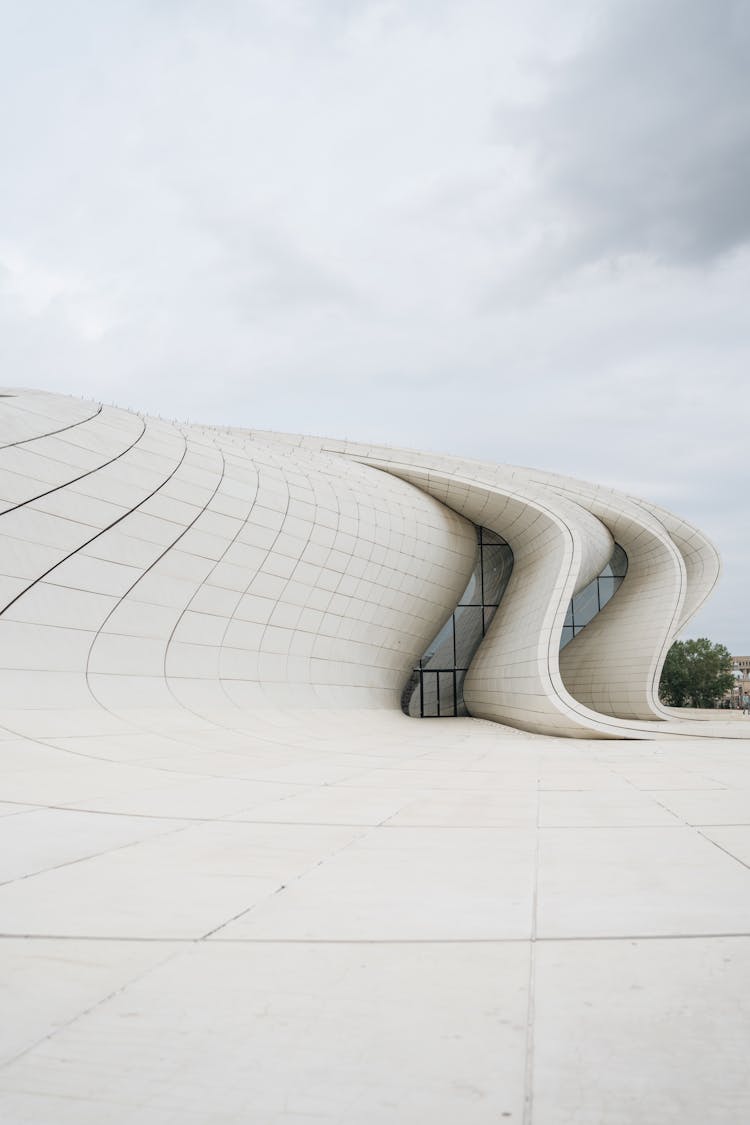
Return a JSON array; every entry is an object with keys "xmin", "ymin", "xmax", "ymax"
[
  {"xmin": 0, "ymin": 387, "xmax": 740, "ymax": 741},
  {"xmin": 1, "ymin": 388, "xmax": 749, "ymax": 1124}
]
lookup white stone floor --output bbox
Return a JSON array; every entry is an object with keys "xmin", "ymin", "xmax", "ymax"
[{"xmin": 2, "ymin": 709, "xmax": 750, "ymax": 1123}]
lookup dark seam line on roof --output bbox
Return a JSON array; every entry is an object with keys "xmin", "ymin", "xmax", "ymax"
[
  {"xmin": 0, "ymin": 425, "xmax": 188, "ymax": 620},
  {"xmin": 77, "ymin": 437, "xmax": 294, "ymax": 746},
  {"xmin": 83, "ymin": 437, "xmax": 227, "ymax": 703},
  {"xmin": 0, "ymin": 401, "xmax": 103, "ymax": 451},
  {"xmin": 163, "ymin": 436, "xmax": 263, "ymax": 724},
  {"xmin": 0, "ymin": 416, "xmax": 146, "ymax": 522}
]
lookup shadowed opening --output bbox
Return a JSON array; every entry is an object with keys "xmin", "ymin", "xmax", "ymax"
[
  {"xmin": 403, "ymin": 537, "xmax": 628, "ymax": 718},
  {"xmin": 559, "ymin": 543, "xmax": 628, "ymax": 649},
  {"xmin": 402, "ymin": 526, "xmax": 514, "ymax": 717}
]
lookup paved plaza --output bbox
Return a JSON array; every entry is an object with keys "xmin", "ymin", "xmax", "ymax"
[{"xmin": 2, "ymin": 710, "xmax": 749, "ymax": 1123}]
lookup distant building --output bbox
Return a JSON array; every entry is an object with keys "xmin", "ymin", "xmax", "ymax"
[{"xmin": 727, "ymin": 656, "xmax": 750, "ymax": 708}]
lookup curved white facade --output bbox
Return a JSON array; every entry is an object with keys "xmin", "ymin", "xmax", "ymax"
[
  {"xmin": 0, "ymin": 388, "xmax": 739, "ymax": 740},
  {"xmin": 3, "ymin": 388, "xmax": 750, "ymax": 1125}
]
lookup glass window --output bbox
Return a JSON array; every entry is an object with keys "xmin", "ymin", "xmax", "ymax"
[
  {"xmin": 455, "ymin": 669, "xmax": 469, "ymax": 715},
  {"xmin": 421, "ymin": 616, "xmax": 455, "ymax": 671},
  {"xmin": 405, "ymin": 538, "xmax": 627, "ymax": 716},
  {"xmin": 610, "ymin": 544, "xmax": 628, "ymax": 577},
  {"xmin": 560, "ymin": 543, "xmax": 628, "ymax": 650},
  {"xmin": 482, "ymin": 544, "xmax": 513, "ymax": 605},
  {"xmin": 402, "ymin": 525, "xmax": 514, "ymax": 717},
  {"xmin": 597, "ymin": 575, "xmax": 623, "ymax": 609},
  {"xmin": 439, "ymin": 671, "xmax": 456, "ymax": 716},
  {"xmin": 453, "ymin": 605, "xmax": 484, "ymax": 668},
  {"xmin": 571, "ymin": 581, "xmax": 600, "ymax": 628},
  {"xmin": 459, "ymin": 569, "xmax": 481, "ymax": 606},
  {"xmin": 420, "ymin": 672, "xmax": 439, "ymax": 717},
  {"xmin": 402, "ymin": 669, "xmax": 421, "ymax": 716}
]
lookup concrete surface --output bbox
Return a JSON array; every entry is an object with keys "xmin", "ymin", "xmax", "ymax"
[{"xmin": 2, "ymin": 712, "xmax": 749, "ymax": 1123}]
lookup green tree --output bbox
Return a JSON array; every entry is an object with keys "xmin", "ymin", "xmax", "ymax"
[{"xmin": 659, "ymin": 638, "xmax": 734, "ymax": 708}]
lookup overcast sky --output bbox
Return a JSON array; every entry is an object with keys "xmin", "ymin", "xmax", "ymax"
[{"xmin": 1, "ymin": 0, "xmax": 748, "ymax": 648}]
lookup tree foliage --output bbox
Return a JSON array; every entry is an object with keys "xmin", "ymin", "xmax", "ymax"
[{"xmin": 659, "ymin": 638, "xmax": 734, "ymax": 708}]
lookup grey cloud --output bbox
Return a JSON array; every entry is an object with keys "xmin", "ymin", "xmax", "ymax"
[
  {"xmin": 196, "ymin": 214, "xmax": 365, "ymax": 318},
  {"xmin": 496, "ymin": 0, "xmax": 750, "ymax": 269},
  {"xmin": 0, "ymin": 0, "xmax": 748, "ymax": 647}
]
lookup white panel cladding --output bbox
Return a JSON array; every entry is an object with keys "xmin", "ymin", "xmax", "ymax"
[
  {"xmin": 636, "ymin": 498, "xmax": 720, "ymax": 630},
  {"xmin": 0, "ymin": 390, "xmax": 477, "ymax": 719},
  {"xmin": 262, "ymin": 432, "xmax": 724, "ymax": 739},
  {"xmin": 0, "ymin": 388, "xmax": 100, "ymax": 448},
  {"xmin": 0, "ymin": 389, "xmax": 738, "ymax": 742},
  {"xmin": 336, "ymin": 459, "xmax": 618, "ymax": 739}
]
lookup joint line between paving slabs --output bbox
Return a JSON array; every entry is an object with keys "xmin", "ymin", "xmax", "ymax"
[
  {"xmin": 199, "ymin": 819, "xmax": 380, "ymax": 940},
  {"xmin": 0, "ymin": 818, "xmax": 197, "ymax": 890},
  {"xmin": 647, "ymin": 792, "xmax": 750, "ymax": 874},
  {"xmin": 4, "ymin": 930, "xmax": 750, "ymax": 944},
  {"xmin": 522, "ymin": 769, "xmax": 541, "ymax": 1125},
  {"xmin": 0, "ymin": 942, "xmax": 182, "ymax": 1074}
]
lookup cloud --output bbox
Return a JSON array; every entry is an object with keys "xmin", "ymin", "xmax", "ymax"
[
  {"xmin": 0, "ymin": 0, "xmax": 747, "ymax": 647},
  {"xmin": 194, "ymin": 213, "xmax": 365, "ymax": 318},
  {"xmin": 495, "ymin": 0, "xmax": 750, "ymax": 271}
]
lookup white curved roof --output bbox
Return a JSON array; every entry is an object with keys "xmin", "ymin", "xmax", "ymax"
[{"xmin": 0, "ymin": 388, "xmax": 740, "ymax": 741}]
